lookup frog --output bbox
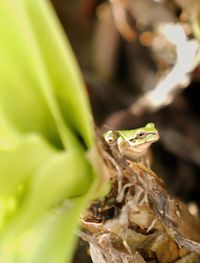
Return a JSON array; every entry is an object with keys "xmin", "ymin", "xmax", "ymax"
[{"xmin": 104, "ymin": 123, "xmax": 159, "ymax": 167}]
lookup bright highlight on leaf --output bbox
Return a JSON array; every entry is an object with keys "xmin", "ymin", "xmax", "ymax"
[{"xmin": 0, "ymin": 1, "xmax": 97, "ymax": 262}]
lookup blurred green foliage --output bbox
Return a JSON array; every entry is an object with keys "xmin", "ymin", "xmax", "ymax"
[{"xmin": 0, "ymin": 1, "xmax": 97, "ymax": 262}]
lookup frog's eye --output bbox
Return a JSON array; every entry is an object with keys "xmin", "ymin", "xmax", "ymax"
[{"xmin": 136, "ymin": 131, "xmax": 146, "ymax": 139}]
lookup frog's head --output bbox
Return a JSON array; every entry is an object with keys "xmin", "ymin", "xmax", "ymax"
[{"xmin": 119, "ymin": 123, "xmax": 159, "ymax": 153}]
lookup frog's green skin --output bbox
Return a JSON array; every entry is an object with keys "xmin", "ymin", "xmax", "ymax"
[{"xmin": 104, "ymin": 123, "xmax": 159, "ymax": 162}]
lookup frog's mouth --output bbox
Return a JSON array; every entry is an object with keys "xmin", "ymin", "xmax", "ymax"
[{"xmin": 145, "ymin": 132, "xmax": 160, "ymax": 143}]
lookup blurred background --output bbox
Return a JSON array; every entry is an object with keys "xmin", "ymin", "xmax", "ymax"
[{"xmin": 50, "ymin": 1, "xmax": 200, "ymax": 261}]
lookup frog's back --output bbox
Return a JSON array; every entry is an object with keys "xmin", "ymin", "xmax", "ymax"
[{"xmin": 117, "ymin": 128, "xmax": 140, "ymax": 140}]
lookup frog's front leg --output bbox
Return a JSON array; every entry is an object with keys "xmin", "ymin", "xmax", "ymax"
[
  {"xmin": 103, "ymin": 133, "xmax": 126, "ymax": 199},
  {"xmin": 116, "ymin": 136, "xmax": 125, "ymax": 157},
  {"xmin": 139, "ymin": 152, "xmax": 152, "ymax": 168}
]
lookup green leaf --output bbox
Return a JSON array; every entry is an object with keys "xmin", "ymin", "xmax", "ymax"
[
  {"xmin": 23, "ymin": 0, "xmax": 95, "ymax": 148},
  {"xmin": 0, "ymin": 195, "xmax": 93, "ymax": 263},
  {"xmin": 0, "ymin": 149, "xmax": 94, "ymax": 262},
  {"xmin": 0, "ymin": 0, "xmax": 98, "ymax": 262},
  {"xmin": 0, "ymin": 134, "xmax": 55, "ymax": 197},
  {"xmin": 0, "ymin": 0, "xmax": 94, "ymax": 150}
]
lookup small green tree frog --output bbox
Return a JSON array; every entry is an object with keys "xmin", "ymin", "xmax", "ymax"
[{"xmin": 104, "ymin": 123, "xmax": 159, "ymax": 165}]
